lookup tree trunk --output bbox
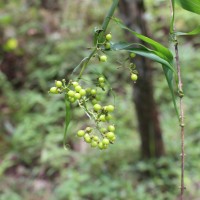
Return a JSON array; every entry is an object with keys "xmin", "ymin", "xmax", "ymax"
[{"xmin": 119, "ymin": 0, "xmax": 165, "ymax": 158}]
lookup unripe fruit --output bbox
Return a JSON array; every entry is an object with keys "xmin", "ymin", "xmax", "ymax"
[
  {"xmin": 100, "ymin": 55, "xmax": 107, "ymax": 62},
  {"xmin": 93, "ymin": 136, "xmax": 99, "ymax": 141},
  {"xmin": 99, "ymin": 83, "xmax": 105, "ymax": 88},
  {"xmin": 4, "ymin": 38, "xmax": 18, "ymax": 51},
  {"xmin": 92, "ymin": 99, "xmax": 98, "ymax": 105},
  {"xmin": 106, "ymin": 132, "xmax": 115, "ymax": 140},
  {"xmin": 69, "ymin": 97, "xmax": 75, "ymax": 103},
  {"xmin": 74, "ymin": 93, "xmax": 81, "ymax": 99},
  {"xmin": 130, "ymin": 52, "xmax": 136, "ymax": 58},
  {"xmin": 77, "ymin": 130, "xmax": 85, "ymax": 137},
  {"xmin": 90, "ymin": 89, "xmax": 97, "ymax": 95},
  {"xmin": 106, "ymin": 105, "xmax": 114, "ymax": 112},
  {"xmin": 84, "ymin": 134, "xmax": 91, "ymax": 143},
  {"xmin": 105, "ymin": 42, "xmax": 111, "ymax": 49},
  {"xmin": 98, "ymin": 77, "xmax": 105, "ymax": 83},
  {"xmin": 50, "ymin": 87, "xmax": 58, "ymax": 94},
  {"xmin": 106, "ymin": 33, "xmax": 112, "ymax": 41},
  {"xmin": 55, "ymin": 80, "xmax": 62, "ymax": 87},
  {"xmin": 75, "ymin": 85, "xmax": 82, "ymax": 92},
  {"xmin": 100, "ymin": 128, "xmax": 107, "ymax": 133},
  {"xmin": 108, "ymin": 125, "xmax": 115, "ymax": 132},
  {"xmin": 85, "ymin": 127, "xmax": 92, "ymax": 133},
  {"xmin": 79, "ymin": 89, "xmax": 86, "ymax": 96},
  {"xmin": 91, "ymin": 141, "xmax": 98, "ymax": 147},
  {"xmin": 67, "ymin": 90, "xmax": 75, "ymax": 97},
  {"xmin": 86, "ymin": 88, "xmax": 91, "ymax": 94},
  {"xmin": 106, "ymin": 114, "xmax": 112, "ymax": 121},
  {"xmin": 93, "ymin": 104, "xmax": 102, "ymax": 112},
  {"xmin": 98, "ymin": 142, "xmax": 104, "ymax": 150},
  {"xmin": 102, "ymin": 138, "xmax": 110, "ymax": 145},
  {"xmin": 131, "ymin": 73, "xmax": 138, "ymax": 81},
  {"xmin": 110, "ymin": 135, "xmax": 116, "ymax": 142},
  {"xmin": 99, "ymin": 115, "xmax": 106, "ymax": 122},
  {"xmin": 72, "ymin": 82, "xmax": 79, "ymax": 87}
]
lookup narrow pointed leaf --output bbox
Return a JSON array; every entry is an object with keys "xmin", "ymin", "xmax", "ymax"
[
  {"xmin": 112, "ymin": 17, "xmax": 173, "ymax": 62},
  {"xmin": 111, "ymin": 42, "xmax": 179, "ymax": 119},
  {"xmin": 175, "ymin": 26, "xmax": 200, "ymax": 36},
  {"xmin": 175, "ymin": 0, "xmax": 200, "ymax": 15}
]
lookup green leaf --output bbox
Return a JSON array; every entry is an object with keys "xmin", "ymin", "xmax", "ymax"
[
  {"xmin": 175, "ymin": 0, "xmax": 200, "ymax": 15},
  {"xmin": 63, "ymin": 95, "xmax": 71, "ymax": 149},
  {"xmin": 112, "ymin": 17, "xmax": 173, "ymax": 62},
  {"xmin": 175, "ymin": 26, "xmax": 200, "ymax": 36},
  {"xmin": 111, "ymin": 42, "xmax": 179, "ymax": 119}
]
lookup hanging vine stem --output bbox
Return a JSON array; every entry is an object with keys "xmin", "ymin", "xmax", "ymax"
[{"xmin": 169, "ymin": 1, "xmax": 185, "ymax": 199}]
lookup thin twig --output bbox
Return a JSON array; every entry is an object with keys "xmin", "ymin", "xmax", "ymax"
[{"xmin": 169, "ymin": 1, "xmax": 185, "ymax": 199}]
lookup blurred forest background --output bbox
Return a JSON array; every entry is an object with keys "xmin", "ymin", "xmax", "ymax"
[{"xmin": 0, "ymin": 0, "xmax": 200, "ymax": 199}]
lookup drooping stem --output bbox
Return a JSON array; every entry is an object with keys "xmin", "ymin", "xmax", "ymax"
[{"xmin": 169, "ymin": 1, "xmax": 185, "ymax": 199}]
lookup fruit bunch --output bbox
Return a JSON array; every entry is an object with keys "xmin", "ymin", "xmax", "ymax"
[
  {"xmin": 49, "ymin": 76, "xmax": 116, "ymax": 150},
  {"xmin": 77, "ymin": 124, "xmax": 116, "ymax": 150}
]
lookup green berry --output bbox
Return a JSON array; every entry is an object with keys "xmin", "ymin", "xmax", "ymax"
[
  {"xmin": 110, "ymin": 135, "xmax": 116, "ymax": 142},
  {"xmin": 98, "ymin": 142, "xmax": 104, "ymax": 150},
  {"xmin": 92, "ymin": 99, "xmax": 98, "ymax": 105},
  {"xmin": 93, "ymin": 104, "xmax": 102, "ymax": 112},
  {"xmin": 91, "ymin": 141, "xmax": 98, "ymax": 147},
  {"xmin": 105, "ymin": 42, "xmax": 111, "ymax": 49},
  {"xmin": 100, "ymin": 55, "xmax": 107, "ymax": 62},
  {"xmin": 75, "ymin": 85, "xmax": 82, "ymax": 92},
  {"xmin": 100, "ymin": 128, "xmax": 107, "ymax": 133},
  {"xmin": 55, "ymin": 80, "xmax": 62, "ymax": 87},
  {"xmin": 106, "ymin": 105, "xmax": 114, "ymax": 112},
  {"xmin": 72, "ymin": 82, "xmax": 79, "ymax": 87},
  {"xmin": 99, "ymin": 82, "xmax": 105, "ymax": 88},
  {"xmin": 102, "ymin": 138, "xmax": 110, "ymax": 145},
  {"xmin": 50, "ymin": 87, "xmax": 58, "ymax": 94},
  {"xmin": 106, "ymin": 132, "xmax": 115, "ymax": 140},
  {"xmin": 131, "ymin": 73, "xmax": 138, "ymax": 81},
  {"xmin": 98, "ymin": 77, "xmax": 105, "ymax": 83},
  {"xmin": 99, "ymin": 115, "xmax": 106, "ymax": 122},
  {"xmin": 130, "ymin": 52, "xmax": 136, "ymax": 58},
  {"xmin": 85, "ymin": 127, "xmax": 92, "ymax": 133},
  {"xmin": 74, "ymin": 93, "xmax": 81, "ymax": 99},
  {"xmin": 77, "ymin": 130, "xmax": 85, "ymax": 137},
  {"xmin": 93, "ymin": 136, "xmax": 99, "ymax": 141},
  {"xmin": 106, "ymin": 114, "xmax": 112, "ymax": 121},
  {"xmin": 108, "ymin": 125, "xmax": 115, "ymax": 132},
  {"xmin": 67, "ymin": 90, "xmax": 75, "ymax": 97},
  {"xmin": 90, "ymin": 89, "xmax": 97, "ymax": 95},
  {"xmin": 79, "ymin": 89, "xmax": 86, "ymax": 96},
  {"xmin": 86, "ymin": 88, "xmax": 91, "ymax": 94},
  {"xmin": 84, "ymin": 134, "xmax": 91, "ymax": 143},
  {"xmin": 106, "ymin": 33, "xmax": 112, "ymax": 41},
  {"xmin": 69, "ymin": 97, "xmax": 76, "ymax": 103},
  {"xmin": 4, "ymin": 38, "xmax": 18, "ymax": 51}
]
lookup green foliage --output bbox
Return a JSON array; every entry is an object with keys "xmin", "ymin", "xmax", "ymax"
[
  {"xmin": 1, "ymin": 0, "xmax": 200, "ymax": 200},
  {"xmin": 175, "ymin": 0, "xmax": 200, "ymax": 14}
]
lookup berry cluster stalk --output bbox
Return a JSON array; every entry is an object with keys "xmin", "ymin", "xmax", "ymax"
[
  {"xmin": 169, "ymin": 1, "xmax": 185, "ymax": 199},
  {"xmin": 78, "ymin": 0, "xmax": 119, "ymax": 80}
]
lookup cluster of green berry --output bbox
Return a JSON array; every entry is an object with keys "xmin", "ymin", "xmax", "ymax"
[
  {"xmin": 77, "ymin": 124, "xmax": 116, "ymax": 150},
  {"xmin": 49, "ymin": 76, "xmax": 116, "ymax": 150},
  {"xmin": 49, "ymin": 80, "xmax": 64, "ymax": 94}
]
